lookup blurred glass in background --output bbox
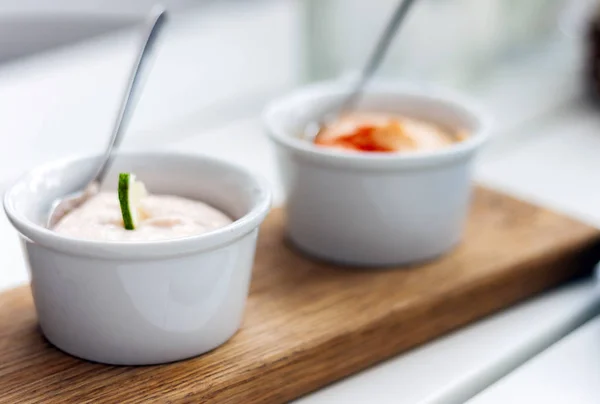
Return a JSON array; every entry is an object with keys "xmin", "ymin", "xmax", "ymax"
[{"xmin": 303, "ymin": 0, "xmax": 575, "ymax": 85}]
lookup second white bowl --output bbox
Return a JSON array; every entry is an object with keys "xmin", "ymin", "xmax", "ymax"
[{"xmin": 264, "ymin": 81, "xmax": 491, "ymax": 266}]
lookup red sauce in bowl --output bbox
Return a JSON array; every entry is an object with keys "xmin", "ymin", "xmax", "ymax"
[{"xmin": 314, "ymin": 113, "xmax": 465, "ymax": 153}]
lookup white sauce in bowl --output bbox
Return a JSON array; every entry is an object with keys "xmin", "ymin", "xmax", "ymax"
[{"xmin": 53, "ymin": 192, "xmax": 232, "ymax": 241}]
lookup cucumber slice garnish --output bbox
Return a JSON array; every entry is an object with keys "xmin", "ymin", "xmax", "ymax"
[{"xmin": 118, "ymin": 172, "xmax": 147, "ymax": 230}]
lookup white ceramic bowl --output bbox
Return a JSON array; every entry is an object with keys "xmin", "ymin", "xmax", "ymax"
[
  {"xmin": 3, "ymin": 152, "xmax": 271, "ymax": 365},
  {"xmin": 264, "ymin": 81, "xmax": 490, "ymax": 266}
]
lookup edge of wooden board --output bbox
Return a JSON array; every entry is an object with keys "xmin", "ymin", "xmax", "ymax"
[{"xmin": 193, "ymin": 235, "xmax": 600, "ymax": 403}]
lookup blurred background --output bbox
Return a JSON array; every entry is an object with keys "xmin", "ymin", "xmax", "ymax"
[{"xmin": 0, "ymin": 0, "xmax": 597, "ymax": 187}]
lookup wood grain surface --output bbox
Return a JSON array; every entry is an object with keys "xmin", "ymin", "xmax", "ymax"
[{"xmin": 1, "ymin": 187, "xmax": 600, "ymax": 403}]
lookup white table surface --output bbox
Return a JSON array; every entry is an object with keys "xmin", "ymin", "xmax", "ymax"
[
  {"xmin": 0, "ymin": 8, "xmax": 598, "ymax": 402},
  {"xmin": 467, "ymin": 307, "xmax": 600, "ymax": 404}
]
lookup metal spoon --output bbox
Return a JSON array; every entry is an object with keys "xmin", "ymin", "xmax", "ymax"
[
  {"xmin": 46, "ymin": 7, "xmax": 168, "ymax": 228},
  {"xmin": 306, "ymin": 0, "xmax": 418, "ymax": 140}
]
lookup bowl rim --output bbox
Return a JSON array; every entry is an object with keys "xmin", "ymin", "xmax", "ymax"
[
  {"xmin": 263, "ymin": 80, "xmax": 493, "ymax": 170},
  {"xmin": 3, "ymin": 151, "xmax": 272, "ymax": 259}
]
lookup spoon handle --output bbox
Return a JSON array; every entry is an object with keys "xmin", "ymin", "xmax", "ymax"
[
  {"xmin": 94, "ymin": 6, "xmax": 168, "ymax": 185},
  {"xmin": 339, "ymin": 0, "xmax": 418, "ymax": 112}
]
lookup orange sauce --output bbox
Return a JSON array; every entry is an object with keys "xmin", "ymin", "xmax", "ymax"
[{"xmin": 314, "ymin": 113, "xmax": 464, "ymax": 153}]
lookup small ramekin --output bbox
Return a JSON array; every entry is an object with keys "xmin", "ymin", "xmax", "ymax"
[
  {"xmin": 3, "ymin": 151, "xmax": 271, "ymax": 365},
  {"xmin": 263, "ymin": 81, "xmax": 491, "ymax": 266}
]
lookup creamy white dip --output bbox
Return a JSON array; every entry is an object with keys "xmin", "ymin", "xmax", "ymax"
[{"xmin": 53, "ymin": 192, "xmax": 232, "ymax": 241}]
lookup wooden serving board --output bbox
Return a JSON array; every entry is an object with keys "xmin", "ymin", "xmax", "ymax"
[{"xmin": 1, "ymin": 187, "xmax": 600, "ymax": 403}]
